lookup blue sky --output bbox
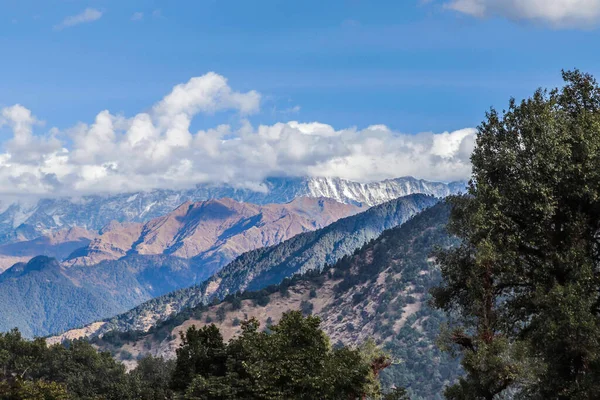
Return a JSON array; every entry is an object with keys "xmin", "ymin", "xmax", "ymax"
[
  {"xmin": 3, "ymin": 0, "xmax": 599, "ymax": 133},
  {"xmin": 0, "ymin": 0, "xmax": 599, "ymax": 196}
]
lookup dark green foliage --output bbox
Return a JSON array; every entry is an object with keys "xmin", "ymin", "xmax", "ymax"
[
  {"xmin": 279, "ymin": 285, "xmax": 290, "ymax": 298},
  {"xmin": 383, "ymin": 387, "xmax": 410, "ymax": 400},
  {"xmin": 253, "ymin": 291, "xmax": 271, "ymax": 307},
  {"xmin": 216, "ymin": 307, "xmax": 226, "ymax": 323},
  {"xmin": 0, "ymin": 380, "xmax": 70, "ymax": 400},
  {"xmin": 178, "ymin": 311, "xmax": 384, "ymax": 399},
  {"xmin": 1, "ymin": 313, "xmax": 387, "ymax": 399},
  {"xmin": 432, "ymin": 70, "xmax": 600, "ymax": 399},
  {"xmin": 171, "ymin": 325, "xmax": 227, "ymax": 391},
  {"xmin": 0, "ymin": 328, "xmax": 139, "ymax": 399},
  {"xmin": 129, "ymin": 355, "xmax": 176, "ymax": 400},
  {"xmin": 230, "ymin": 296, "xmax": 242, "ymax": 310}
]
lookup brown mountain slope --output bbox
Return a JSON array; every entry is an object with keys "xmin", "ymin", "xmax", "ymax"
[
  {"xmin": 0, "ymin": 227, "xmax": 97, "ymax": 272},
  {"xmin": 64, "ymin": 197, "xmax": 361, "ymax": 268}
]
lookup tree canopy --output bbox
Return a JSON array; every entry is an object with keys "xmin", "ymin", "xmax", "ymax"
[
  {"xmin": 432, "ymin": 70, "xmax": 600, "ymax": 399},
  {"xmin": 175, "ymin": 311, "xmax": 387, "ymax": 399},
  {"xmin": 0, "ymin": 312, "xmax": 392, "ymax": 399}
]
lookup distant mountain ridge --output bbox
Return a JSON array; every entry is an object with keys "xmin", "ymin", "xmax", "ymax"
[
  {"xmin": 0, "ymin": 255, "xmax": 203, "ymax": 338},
  {"xmin": 0, "ymin": 176, "xmax": 465, "ymax": 243},
  {"xmin": 64, "ymin": 196, "xmax": 360, "ymax": 269},
  {"xmin": 0, "ymin": 227, "xmax": 96, "ymax": 272}
]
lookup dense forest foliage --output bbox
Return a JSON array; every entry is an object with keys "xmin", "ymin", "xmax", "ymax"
[{"xmin": 0, "ymin": 312, "xmax": 406, "ymax": 400}]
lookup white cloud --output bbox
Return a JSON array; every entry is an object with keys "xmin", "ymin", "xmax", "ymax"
[
  {"xmin": 444, "ymin": 0, "xmax": 600, "ymax": 27},
  {"xmin": 0, "ymin": 72, "xmax": 475, "ymax": 197},
  {"xmin": 54, "ymin": 8, "xmax": 103, "ymax": 31},
  {"xmin": 153, "ymin": 72, "xmax": 260, "ymax": 122},
  {"xmin": 131, "ymin": 12, "xmax": 144, "ymax": 21}
]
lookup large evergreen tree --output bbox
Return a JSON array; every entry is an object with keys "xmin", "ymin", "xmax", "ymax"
[{"xmin": 432, "ymin": 70, "xmax": 600, "ymax": 399}]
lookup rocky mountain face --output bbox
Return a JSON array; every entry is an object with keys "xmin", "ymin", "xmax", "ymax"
[
  {"xmin": 64, "ymin": 197, "xmax": 360, "ymax": 269},
  {"xmin": 82, "ymin": 203, "xmax": 460, "ymax": 398},
  {"xmin": 56, "ymin": 194, "xmax": 438, "ymax": 338},
  {"xmin": 0, "ymin": 176, "xmax": 465, "ymax": 243}
]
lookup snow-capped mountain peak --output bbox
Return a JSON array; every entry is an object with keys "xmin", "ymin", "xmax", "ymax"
[{"xmin": 0, "ymin": 176, "xmax": 466, "ymax": 243}]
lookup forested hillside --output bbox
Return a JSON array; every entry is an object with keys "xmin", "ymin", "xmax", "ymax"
[
  {"xmin": 0, "ymin": 255, "xmax": 211, "ymax": 337},
  {"xmin": 89, "ymin": 202, "xmax": 460, "ymax": 399}
]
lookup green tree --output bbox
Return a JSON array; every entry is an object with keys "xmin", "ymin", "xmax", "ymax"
[
  {"xmin": 0, "ymin": 329, "xmax": 47, "ymax": 384},
  {"xmin": 174, "ymin": 311, "xmax": 386, "ymax": 399},
  {"xmin": 42, "ymin": 340, "xmax": 133, "ymax": 400},
  {"xmin": 171, "ymin": 325, "xmax": 227, "ymax": 392},
  {"xmin": 0, "ymin": 329, "xmax": 135, "ymax": 400},
  {"xmin": 382, "ymin": 387, "xmax": 410, "ymax": 400},
  {"xmin": 0, "ymin": 380, "xmax": 70, "ymax": 400},
  {"xmin": 129, "ymin": 355, "xmax": 175, "ymax": 400},
  {"xmin": 432, "ymin": 70, "xmax": 600, "ymax": 399}
]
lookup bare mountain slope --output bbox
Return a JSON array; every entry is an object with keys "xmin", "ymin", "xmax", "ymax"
[
  {"xmin": 0, "ymin": 198, "xmax": 359, "ymax": 337},
  {"xmin": 64, "ymin": 197, "xmax": 360, "ymax": 268}
]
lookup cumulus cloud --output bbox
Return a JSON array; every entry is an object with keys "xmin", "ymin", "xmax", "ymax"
[
  {"xmin": 444, "ymin": 0, "xmax": 600, "ymax": 27},
  {"xmin": 0, "ymin": 72, "xmax": 475, "ymax": 197},
  {"xmin": 54, "ymin": 8, "xmax": 103, "ymax": 30}
]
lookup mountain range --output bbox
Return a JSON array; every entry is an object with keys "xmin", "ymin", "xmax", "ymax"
[
  {"xmin": 0, "ymin": 197, "xmax": 360, "ymax": 337},
  {"xmin": 63, "ymin": 196, "xmax": 359, "ymax": 268},
  {"xmin": 51, "ymin": 194, "xmax": 439, "ymax": 339},
  {"xmin": 0, "ymin": 176, "xmax": 464, "ymax": 244},
  {"xmin": 0, "ymin": 174, "xmax": 463, "ymax": 396},
  {"xmin": 77, "ymin": 202, "xmax": 460, "ymax": 398},
  {"xmin": 0, "ymin": 227, "xmax": 96, "ymax": 272}
]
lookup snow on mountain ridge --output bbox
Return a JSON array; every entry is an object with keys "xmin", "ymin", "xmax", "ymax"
[
  {"xmin": 0, "ymin": 176, "xmax": 465, "ymax": 244},
  {"xmin": 304, "ymin": 176, "xmax": 463, "ymax": 205}
]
